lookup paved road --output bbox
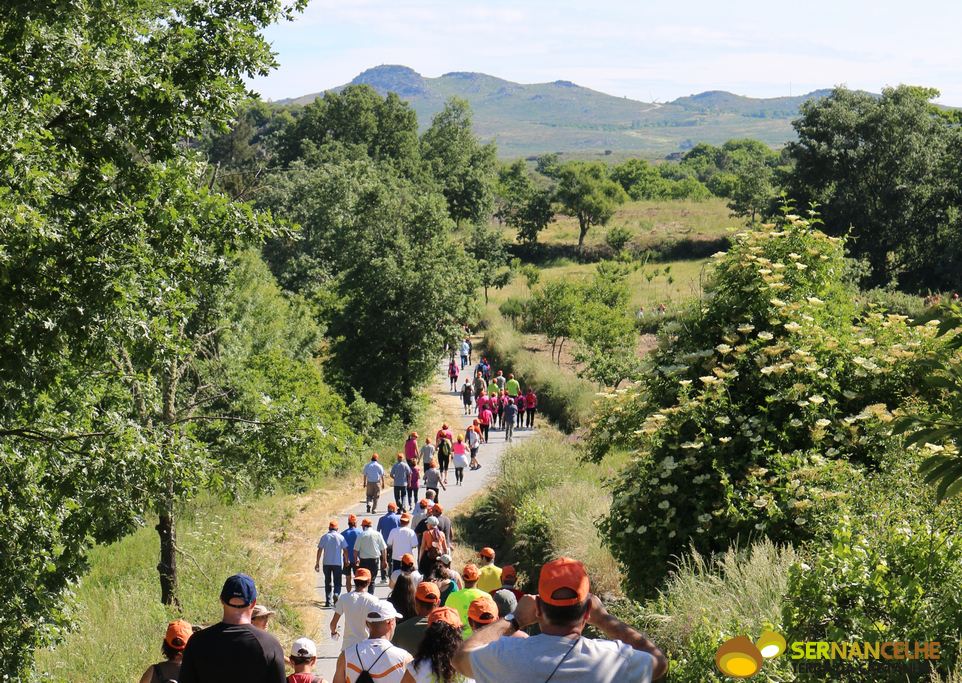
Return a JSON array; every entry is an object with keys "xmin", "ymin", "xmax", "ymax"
[{"xmin": 311, "ymin": 358, "xmax": 537, "ymax": 678}]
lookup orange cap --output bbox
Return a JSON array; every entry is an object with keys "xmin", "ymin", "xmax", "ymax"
[
  {"xmin": 415, "ymin": 582, "xmax": 441, "ymax": 604},
  {"xmin": 479, "ymin": 547, "xmax": 495, "ymax": 559},
  {"xmin": 388, "ymin": 501, "xmax": 397, "ymax": 511},
  {"xmin": 329, "ymin": 519, "xmax": 339, "ymax": 529},
  {"xmin": 396, "ymin": 452, "xmax": 404, "ymax": 461},
  {"xmin": 462, "ymin": 564, "xmax": 480, "ymax": 581},
  {"xmin": 427, "ymin": 606, "xmax": 462, "ymax": 628},
  {"xmin": 401, "ymin": 553, "xmax": 415, "ymax": 565},
  {"xmin": 502, "ymin": 564, "xmax": 517, "ymax": 581},
  {"xmin": 348, "ymin": 514, "xmax": 357, "ymax": 524},
  {"xmin": 361, "ymin": 518, "xmax": 372, "ymax": 527},
  {"xmin": 400, "ymin": 512, "xmax": 412, "ymax": 523},
  {"xmin": 419, "ymin": 499, "xmax": 429, "ymax": 508},
  {"xmin": 432, "ymin": 504, "xmax": 443, "ymax": 514},
  {"xmin": 468, "ymin": 596, "xmax": 499, "ymax": 625},
  {"xmin": 539, "ymin": 557, "xmax": 590, "ymax": 606},
  {"xmin": 354, "ymin": 568, "xmax": 372, "ymax": 582},
  {"xmin": 410, "ymin": 431, "xmax": 418, "ymax": 438},
  {"xmin": 165, "ymin": 620, "xmax": 193, "ymax": 650},
  {"xmin": 371, "ymin": 453, "xmax": 379, "ymax": 461}
]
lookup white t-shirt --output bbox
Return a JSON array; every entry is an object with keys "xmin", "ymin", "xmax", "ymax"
[
  {"xmin": 344, "ymin": 638, "xmax": 411, "ymax": 683},
  {"xmin": 386, "ymin": 526, "xmax": 419, "ymax": 562},
  {"xmin": 469, "ymin": 635, "xmax": 654, "ymax": 683},
  {"xmin": 406, "ymin": 659, "xmax": 475, "ymax": 683},
  {"xmin": 333, "ymin": 590, "xmax": 383, "ymax": 651},
  {"xmin": 389, "ymin": 568, "xmax": 423, "ymax": 588}
]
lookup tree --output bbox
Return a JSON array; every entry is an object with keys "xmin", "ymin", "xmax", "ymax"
[
  {"xmin": 524, "ymin": 281, "xmax": 581, "ymax": 363},
  {"xmin": 421, "ymin": 98, "xmax": 497, "ymax": 225},
  {"xmin": 466, "ymin": 224, "xmax": 514, "ymax": 304},
  {"xmin": 555, "ymin": 161, "xmax": 628, "ymax": 247},
  {"xmin": 786, "ymin": 85, "xmax": 958, "ymax": 291},
  {"xmin": 727, "ymin": 156, "xmax": 775, "ymax": 223}
]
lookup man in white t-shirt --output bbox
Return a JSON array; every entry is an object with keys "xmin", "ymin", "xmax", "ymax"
[
  {"xmin": 386, "ymin": 513, "xmax": 419, "ymax": 571},
  {"xmin": 453, "ymin": 557, "xmax": 667, "ymax": 683},
  {"xmin": 333, "ymin": 600, "xmax": 411, "ymax": 683},
  {"xmin": 330, "ymin": 568, "xmax": 383, "ymax": 651}
]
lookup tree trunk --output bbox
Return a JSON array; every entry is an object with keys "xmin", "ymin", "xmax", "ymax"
[
  {"xmin": 483, "ymin": 284, "xmax": 489, "ymax": 304},
  {"xmin": 157, "ymin": 490, "xmax": 180, "ymax": 606},
  {"xmin": 557, "ymin": 337, "xmax": 565, "ymax": 365},
  {"xmin": 577, "ymin": 217, "xmax": 589, "ymax": 248}
]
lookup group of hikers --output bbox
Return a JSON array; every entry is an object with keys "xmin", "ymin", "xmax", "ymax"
[
  {"xmin": 145, "ymin": 553, "xmax": 668, "ymax": 683},
  {"xmin": 447, "ymin": 353, "xmax": 538, "ymax": 445}
]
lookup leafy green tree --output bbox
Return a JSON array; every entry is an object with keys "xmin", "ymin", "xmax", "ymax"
[
  {"xmin": 524, "ymin": 280, "xmax": 581, "ymax": 362},
  {"xmin": 495, "ymin": 159, "xmax": 555, "ymax": 243},
  {"xmin": 727, "ymin": 156, "xmax": 776, "ymax": 223},
  {"xmin": 556, "ymin": 161, "xmax": 628, "ymax": 247},
  {"xmin": 786, "ymin": 85, "xmax": 959, "ymax": 291},
  {"xmin": 421, "ymin": 98, "xmax": 497, "ymax": 225},
  {"xmin": 466, "ymin": 223, "xmax": 514, "ymax": 304},
  {"xmin": 612, "ymin": 158, "xmax": 671, "ymax": 200}
]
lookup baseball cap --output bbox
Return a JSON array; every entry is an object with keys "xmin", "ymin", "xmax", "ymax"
[
  {"xmin": 348, "ymin": 514, "xmax": 357, "ymax": 524},
  {"xmin": 462, "ymin": 564, "xmax": 480, "ymax": 581},
  {"xmin": 400, "ymin": 512, "xmax": 412, "ymax": 523},
  {"xmin": 388, "ymin": 501, "xmax": 397, "ymax": 511},
  {"xmin": 419, "ymin": 499, "xmax": 429, "ymax": 508},
  {"xmin": 432, "ymin": 504, "xmax": 443, "ymax": 514},
  {"xmin": 366, "ymin": 600, "xmax": 402, "ymax": 622},
  {"xmin": 401, "ymin": 553, "xmax": 415, "ymax": 566},
  {"xmin": 539, "ymin": 557, "xmax": 590, "ymax": 607},
  {"xmin": 220, "ymin": 573, "xmax": 257, "ymax": 607},
  {"xmin": 427, "ymin": 606, "xmax": 463, "ymax": 628},
  {"xmin": 415, "ymin": 582, "xmax": 441, "ymax": 604},
  {"xmin": 410, "ymin": 431, "xmax": 418, "ymax": 438},
  {"xmin": 468, "ymin": 596, "xmax": 499, "ymax": 625},
  {"xmin": 354, "ymin": 568, "xmax": 372, "ymax": 582},
  {"xmin": 290, "ymin": 636, "xmax": 317, "ymax": 659},
  {"xmin": 164, "ymin": 620, "xmax": 192, "ymax": 651},
  {"xmin": 479, "ymin": 547, "xmax": 495, "ymax": 559},
  {"xmin": 501, "ymin": 565, "xmax": 517, "ymax": 581},
  {"xmin": 493, "ymin": 588, "xmax": 518, "ymax": 617},
  {"xmin": 361, "ymin": 518, "xmax": 372, "ymax": 527},
  {"xmin": 396, "ymin": 452, "xmax": 404, "ymax": 461},
  {"xmin": 438, "ymin": 553, "xmax": 452, "ymax": 566},
  {"xmin": 251, "ymin": 604, "xmax": 275, "ymax": 619},
  {"xmin": 328, "ymin": 519, "xmax": 338, "ymax": 529},
  {"xmin": 371, "ymin": 453, "xmax": 379, "ymax": 461},
  {"xmin": 425, "ymin": 516, "xmax": 439, "ymax": 527}
]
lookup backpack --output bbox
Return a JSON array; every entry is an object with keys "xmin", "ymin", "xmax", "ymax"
[
  {"xmin": 355, "ymin": 644, "xmax": 389, "ymax": 683},
  {"xmin": 438, "ymin": 438, "xmax": 452, "ymax": 457}
]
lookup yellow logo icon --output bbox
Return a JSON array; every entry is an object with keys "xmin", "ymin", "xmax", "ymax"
[{"xmin": 715, "ymin": 631, "xmax": 787, "ymax": 678}]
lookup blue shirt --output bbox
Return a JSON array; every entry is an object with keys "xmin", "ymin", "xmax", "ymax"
[
  {"xmin": 363, "ymin": 461, "xmax": 385, "ymax": 483},
  {"xmin": 342, "ymin": 527, "xmax": 360, "ymax": 562},
  {"xmin": 377, "ymin": 512, "xmax": 401, "ymax": 542},
  {"xmin": 317, "ymin": 531, "xmax": 347, "ymax": 566}
]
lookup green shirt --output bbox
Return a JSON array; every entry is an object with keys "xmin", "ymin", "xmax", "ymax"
[
  {"xmin": 392, "ymin": 615, "xmax": 428, "ymax": 655},
  {"xmin": 444, "ymin": 587, "xmax": 490, "ymax": 639},
  {"xmin": 504, "ymin": 378, "xmax": 521, "ymax": 397}
]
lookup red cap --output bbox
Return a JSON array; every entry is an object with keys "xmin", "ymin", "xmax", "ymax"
[
  {"xmin": 427, "ymin": 606, "xmax": 462, "ymax": 628},
  {"xmin": 501, "ymin": 564, "xmax": 517, "ymax": 581},
  {"xmin": 348, "ymin": 514, "xmax": 357, "ymax": 524},
  {"xmin": 479, "ymin": 547, "xmax": 495, "ymax": 559},
  {"xmin": 468, "ymin": 596, "xmax": 499, "ymax": 625},
  {"xmin": 462, "ymin": 564, "xmax": 480, "ymax": 581},
  {"xmin": 328, "ymin": 519, "xmax": 339, "ymax": 529},
  {"xmin": 539, "ymin": 557, "xmax": 590, "ymax": 606},
  {"xmin": 165, "ymin": 620, "xmax": 193, "ymax": 650},
  {"xmin": 361, "ymin": 518, "xmax": 372, "ymax": 527},
  {"xmin": 354, "ymin": 568, "xmax": 372, "ymax": 582},
  {"xmin": 432, "ymin": 504, "xmax": 443, "ymax": 514},
  {"xmin": 388, "ymin": 501, "xmax": 397, "ymax": 511},
  {"xmin": 415, "ymin": 582, "xmax": 441, "ymax": 604}
]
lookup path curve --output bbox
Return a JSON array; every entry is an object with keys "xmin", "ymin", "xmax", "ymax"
[{"xmin": 312, "ymin": 357, "xmax": 537, "ymax": 678}]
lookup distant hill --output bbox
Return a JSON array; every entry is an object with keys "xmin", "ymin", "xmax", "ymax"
[{"xmin": 279, "ymin": 65, "xmax": 834, "ymax": 158}]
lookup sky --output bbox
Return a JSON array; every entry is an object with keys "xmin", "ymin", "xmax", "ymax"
[{"xmin": 248, "ymin": 0, "xmax": 962, "ymax": 106}]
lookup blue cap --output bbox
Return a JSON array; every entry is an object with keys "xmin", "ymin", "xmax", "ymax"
[{"xmin": 220, "ymin": 574, "xmax": 257, "ymax": 607}]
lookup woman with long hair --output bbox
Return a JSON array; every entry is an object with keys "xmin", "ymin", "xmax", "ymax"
[
  {"xmin": 401, "ymin": 607, "xmax": 473, "ymax": 683},
  {"xmin": 138, "ymin": 620, "xmax": 192, "ymax": 683},
  {"xmin": 388, "ymin": 573, "xmax": 418, "ymax": 621}
]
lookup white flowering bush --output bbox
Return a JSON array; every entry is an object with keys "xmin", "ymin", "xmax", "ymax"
[{"xmin": 589, "ymin": 214, "xmax": 944, "ymax": 597}]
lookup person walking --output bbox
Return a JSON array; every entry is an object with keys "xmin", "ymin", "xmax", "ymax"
[
  {"xmin": 420, "ymin": 438, "xmax": 436, "ymax": 470},
  {"xmin": 251, "ymin": 604, "xmax": 276, "ymax": 630},
  {"xmin": 315, "ymin": 520, "xmax": 350, "ymax": 607},
  {"xmin": 410, "ymin": 498, "xmax": 431, "ymax": 530},
  {"xmin": 453, "ymin": 557, "xmax": 668, "ymax": 683},
  {"xmin": 515, "ymin": 392, "xmax": 525, "ymax": 429},
  {"xmin": 448, "ymin": 360, "xmax": 460, "ymax": 392},
  {"xmin": 498, "ymin": 565, "xmax": 524, "ymax": 601},
  {"xmin": 504, "ymin": 373, "xmax": 520, "ymax": 399},
  {"xmin": 452, "ymin": 436, "xmax": 469, "ymax": 485},
  {"xmin": 378, "ymin": 503, "xmax": 402, "ymax": 583},
  {"xmin": 418, "ymin": 516, "xmax": 449, "ymax": 576},
  {"xmin": 355, "ymin": 519, "xmax": 388, "ymax": 593},
  {"xmin": 330, "ymin": 568, "xmax": 382, "ymax": 652},
  {"xmin": 494, "ymin": 370, "xmax": 506, "ymax": 392},
  {"xmin": 138, "ymin": 620, "xmax": 192, "ymax": 683},
  {"xmin": 435, "ymin": 434, "xmax": 452, "ymax": 485},
  {"xmin": 460, "ymin": 339, "xmax": 470, "ymax": 369},
  {"xmin": 333, "ymin": 601, "xmax": 412, "ymax": 683},
  {"xmin": 387, "ymin": 512, "xmax": 419, "ymax": 572},
  {"xmin": 389, "ymin": 553, "xmax": 423, "ymax": 589},
  {"xmin": 472, "ymin": 373, "xmax": 486, "ymax": 409},
  {"xmin": 524, "ymin": 389, "xmax": 537, "ymax": 429},
  {"xmin": 433, "ymin": 554, "xmax": 464, "ymax": 604},
  {"xmin": 392, "ymin": 582, "xmax": 442, "ymax": 656},
  {"xmin": 475, "ymin": 548, "xmax": 502, "ymax": 593},
  {"xmin": 363, "ymin": 454, "xmax": 385, "ymax": 514},
  {"xmin": 431, "ymin": 504, "xmax": 454, "ymax": 549},
  {"xmin": 465, "ymin": 422, "xmax": 482, "ymax": 470},
  {"xmin": 401, "ymin": 607, "xmax": 473, "ymax": 683},
  {"xmin": 478, "ymin": 405, "xmax": 492, "ymax": 444},
  {"xmin": 404, "ymin": 432, "xmax": 420, "ymax": 466},
  {"xmin": 391, "ymin": 454, "xmax": 412, "ymax": 512},
  {"xmin": 466, "ymin": 596, "xmax": 499, "ymax": 636},
  {"xmin": 443, "ymin": 565, "xmax": 489, "ymax": 640},
  {"xmin": 407, "ymin": 464, "xmax": 421, "ymax": 510},
  {"xmin": 460, "ymin": 381, "xmax": 473, "ymax": 415},
  {"xmin": 503, "ymin": 399, "xmax": 517, "ymax": 443},
  {"xmin": 389, "ymin": 573, "xmax": 419, "ymax": 621},
  {"xmin": 179, "ymin": 574, "xmax": 286, "ymax": 683},
  {"xmin": 287, "ymin": 637, "xmax": 326, "ymax": 683},
  {"xmin": 342, "ymin": 515, "xmax": 360, "ymax": 593},
  {"xmin": 423, "ymin": 462, "xmax": 446, "ymax": 503}
]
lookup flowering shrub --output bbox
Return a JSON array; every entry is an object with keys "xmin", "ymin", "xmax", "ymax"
[{"xmin": 589, "ymin": 214, "xmax": 944, "ymax": 597}]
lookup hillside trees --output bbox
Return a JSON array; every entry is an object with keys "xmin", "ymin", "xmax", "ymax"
[
  {"xmin": 495, "ymin": 158, "xmax": 555, "ymax": 243},
  {"xmin": 0, "ymin": 0, "xmax": 313, "ymax": 674},
  {"xmin": 467, "ymin": 223, "xmax": 515, "ymax": 303},
  {"xmin": 556, "ymin": 161, "xmax": 628, "ymax": 247}
]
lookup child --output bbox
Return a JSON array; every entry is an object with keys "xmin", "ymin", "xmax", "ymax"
[
  {"xmin": 407, "ymin": 465, "xmax": 421, "ymax": 509},
  {"xmin": 288, "ymin": 637, "xmax": 326, "ymax": 683},
  {"xmin": 452, "ymin": 435, "xmax": 469, "ymax": 485}
]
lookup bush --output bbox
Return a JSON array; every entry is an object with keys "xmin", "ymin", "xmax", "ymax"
[
  {"xmin": 605, "ymin": 226, "xmax": 633, "ymax": 253},
  {"xmin": 498, "ymin": 296, "xmax": 527, "ymax": 327},
  {"xmin": 589, "ymin": 214, "xmax": 946, "ymax": 598}
]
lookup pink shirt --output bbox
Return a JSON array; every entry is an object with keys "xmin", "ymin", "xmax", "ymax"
[
  {"xmin": 452, "ymin": 442, "xmax": 466, "ymax": 456},
  {"xmin": 404, "ymin": 438, "xmax": 419, "ymax": 461},
  {"xmin": 479, "ymin": 409, "xmax": 493, "ymax": 425},
  {"xmin": 409, "ymin": 467, "xmax": 420, "ymax": 489}
]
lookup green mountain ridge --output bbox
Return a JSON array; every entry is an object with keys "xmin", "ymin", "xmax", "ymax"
[{"xmin": 277, "ymin": 65, "xmax": 832, "ymax": 158}]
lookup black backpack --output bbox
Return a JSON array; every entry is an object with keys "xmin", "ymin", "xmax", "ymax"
[{"xmin": 354, "ymin": 644, "xmax": 389, "ymax": 683}]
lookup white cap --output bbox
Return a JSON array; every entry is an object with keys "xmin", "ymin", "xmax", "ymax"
[
  {"xmin": 425, "ymin": 516, "xmax": 439, "ymax": 527},
  {"xmin": 438, "ymin": 553, "xmax": 452, "ymax": 565},
  {"xmin": 366, "ymin": 600, "xmax": 402, "ymax": 622},
  {"xmin": 290, "ymin": 637, "xmax": 317, "ymax": 658}
]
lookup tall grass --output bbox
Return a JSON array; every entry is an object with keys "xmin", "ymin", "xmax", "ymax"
[{"xmin": 481, "ymin": 313, "xmax": 596, "ymax": 432}]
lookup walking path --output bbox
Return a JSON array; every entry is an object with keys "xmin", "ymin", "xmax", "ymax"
[{"xmin": 311, "ymin": 356, "xmax": 537, "ymax": 678}]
